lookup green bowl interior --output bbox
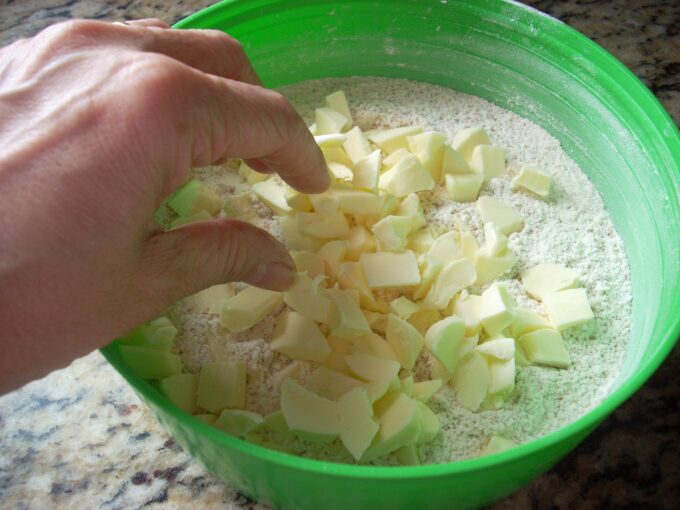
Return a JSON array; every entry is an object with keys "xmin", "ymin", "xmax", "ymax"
[{"xmin": 103, "ymin": 0, "xmax": 680, "ymax": 492}]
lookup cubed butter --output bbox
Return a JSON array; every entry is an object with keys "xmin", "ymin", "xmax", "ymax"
[
  {"xmin": 408, "ymin": 227, "xmax": 435, "ymax": 254},
  {"xmin": 327, "ymin": 288, "xmax": 371, "ymax": 337},
  {"xmin": 542, "ymin": 288, "xmax": 594, "ymax": 330},
  {"xmin": 291, "ymin": 250, "xmax": 325, "ymax": 279},
  {"xmin": 480, "ymin": 435, "xmax": 517, "ymax": 456},
  {"xmin": 345, "ymin": 352, "xmax": 401, "ymax": 383},
  {"xmin": 270, "ymin": 310, "xmax": 331, "ymax": 362},
  {"xmin": 315, "ymin": 106, "xmax": 348, "ymax": 135},
  {"xmin": 167, "ymin": 178, "xmax": 222, "ymax": 218},
  {"xmin": 345, "ymin": 225, "xmax": 376, "ymax": 260},
  {"xmin": 510, "ymin": 308, "xmax": 552, "ymax": 338},
  {"xmin": 325, "ymin": 90, "xmax": 353, "ymax": 129},
  {"xmin": 283, "ymin": 272, "xmax": 333, "ymax": 324},
  {"xmin": 397, "ymin": 193, "xmax": 426, "ymax": 233},
  {"xmin": 343, "ymin": 126, "xmax": 373, "ymax": 164},
  {"xmin": 359, "ymin": 251, "xmax": 421, "ymax": 288},
  {"xmin": 425, "ymin": 316, "xmax": 466, "ymax": 373},
  {"xmin": 378, "ymin": 154, "xmax": 435, "ymax": 198},
  {"xmin": 307, "ymin": 365, "xmax": 365, "ymax": 400},
  {"xmin": 423, "ymin": 258, "xmax": 476, "ymax": 310},
  {"xmin": 280, "ymin": 379, "xmax": 340, "ymax": 442},
  {"xmin": 297, "ymin": 211, "xmax": 349, "ymax": 239},
  {"xmin": 327, "ymin": 161, "xmax": 354, "ymax": 183},
  {"xmin": 411, "ymin": 379, "xmax": 443, "ymax": 402},
  {"xmin": 452, "ymin": 350, "xmax": 490, "ymax": 411},
  {"xmin": 220, "ymin": 286, "xmax": 282, "ymax": 332},
  {"xmin": 513, "ymin": 166, "xmax": 551, "ymax": 198},
  {"xmin": 518, "ymin": 328, "xmax": 571, "ymax": 368},
  {"xmin": 318, "ymin": 239, "xmax": 349, "ymax": 281},
  {"xmin": 372, "ymin": 215, "xmax": 412, "ymax": 252},
  {"xmin": 389, "ymin": 296, "xmax": 420, "ymax": 320},
  {"xmin": 338, "ymin": 388, "xmax": 379, "ymax": 461},
  {"xmin": 407, "ymin": 131, "xmax": 446, "ymax": 180},
  {"xmin": 196, "ymin": 361, "xmax": 246, "ymax": 413},
  {"xmin": 251, "ymin": 179, "xmax": 293, "ymax": 215},
  {"xmin": 334, "ymin": 189, "xmax": 385, "ymax": 215},
  {"xmin": 479, "ymin": 284, "xmax": 516, "ymax": 336},
  {"xmin": 453, "ymin": 291, "xmax": 483, "ymax": 335},
  {"xmin": 451, "ymin": 127, "xmax": 491, "ymax": 161},
  {"xmin": 367, "ymin": 125, "xmax": 423, "ymax": 154},
  {"xmin": 314, "ymin": 133, "xmax": 347, "ymax": 148},
  {"xmin": 476, "ymin": 337, "xmax": 515, "ymax": 361},
  {"xmin": 214, "ymin": 409, "xmax": 264, "ymax": 437},
  {"xmin": 476, "ymin": 196, "xmax": 524, "ymax": 235},
  {"xmin": 441, "ymin": 144, "xmax": 472, "ymax": 175},
  {"xmin": 353, "ymin": 149, "xmax": 381, "ymax": 192},
  {"xmin": 159, "ymin": 373, "xmax": 197, "ymax": 414},
  {"xmin": 520, "ymin": 263, "xmax": 580, "ymax": 300},
  {"xmin": 444, "ymin": 172, "xmax": 483, "ymax": 202},
  {"xmin": 470, "ymin": 145, "xmax": 506, "ymax": 181},
  {"xmin": 362, "ymin": 392, "xmax": 421, "ymax": 461},
  {"xmin": 386, "ymin": 313, "xmax": 425, "ymax": 370},
  {"xmin": 119, "ymin": 346, "xmax": 182, "ymax": 380},
  {"xmin": 350, "ymin": 331, "xmax": 398, "ymax": 361}
]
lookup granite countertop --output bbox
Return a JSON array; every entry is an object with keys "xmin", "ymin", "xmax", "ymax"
[{"xmin": 0, "ymin": 1, "xmax": 678, "ymax": 509}]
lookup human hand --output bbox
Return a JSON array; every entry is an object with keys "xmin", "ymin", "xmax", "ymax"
[{"xmin": 0, "ymin": 19, "xmax": 328, "ymax": 392}]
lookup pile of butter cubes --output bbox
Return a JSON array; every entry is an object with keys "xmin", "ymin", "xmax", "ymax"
[{"xmin": 119, "ymin": 91, "xmax": 595, "ymax": 464}]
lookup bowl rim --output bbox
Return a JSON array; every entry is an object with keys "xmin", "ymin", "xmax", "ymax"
[{"xmin": 103, "ymin": 0, "xmax": 680, "ymax": 479}]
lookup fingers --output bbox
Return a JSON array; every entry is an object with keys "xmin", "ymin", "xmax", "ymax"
[
  {"xmin": 185, "ymin": 75, "xmax": 329, "ymax": 193},
  {"xmin": 122, "ymin": 19, "xmax": 170, "ymax": 29},
  {"xmin": 139, "ymin": 219, "xmax": 295, "ymax": 305}
]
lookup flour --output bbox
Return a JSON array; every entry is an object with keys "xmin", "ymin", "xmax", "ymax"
[{"xmin": 170, "ymin": 77, "xmax": 631, "ymax": 465}]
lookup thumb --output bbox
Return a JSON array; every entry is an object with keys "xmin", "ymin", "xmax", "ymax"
[{"xmin": 138, "ymin": 218, "xmax": 295, "ymax": 304}]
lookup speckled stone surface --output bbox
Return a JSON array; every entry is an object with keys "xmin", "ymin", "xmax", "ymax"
[{"xmin": 0, "ymin": 1, "xmax": 678, "ymax": 509}]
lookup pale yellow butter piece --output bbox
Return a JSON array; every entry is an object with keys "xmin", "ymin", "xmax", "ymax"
[
  {"xmin": 291, "ymin": 251, "xmax": 325, "ymax": 279},
  {"xmin": 371, "ymin": 215, "xmax": 412, "ymax": 252},
  {"xmin": 441, "ymin": 144, "xmax": 472, "ymax": 175},
  {"xmin": 327, "ymin": 288, "xmax": 371, "ymax": 338},
  {"xmin": 479, "ymin": 283, "xmax": 516, "ymax": 336},
  {"xmin": 268, "ymin": 362, "xmax": 302, "ymax": 391},
  {"xmin": 214, "ymin": 409, "xmax": 264, "ymax": 437},
  {"xmin": 411, "ymin": 379, "xmax": 443, "ymax": 402},
  {"xmin": 336, "ymin": 262, "xmax": 384, "ymax": 312},
  {"xmin": 407, "ymin": 308, "xmax": 442, "ymax": 336},
  {"xmin": 220, "ymin": 286, "xmax": 282, "ymax": 332},
  {"xmin": 400, "ymin": 375, "xmax": 415, "ymax": 396},
  {"xmin": 279, "ymin": 215, "xmax": 322, "ymax": 251},
  {"xmin": 397, "ymin": 193, "xmax": 427, "ymax": 233},
  {"xmin": 452, "ymin": 350, "xmax": 490, "ymax": 411},
  {"xmin": 518, "ymin": 328, "xmax": 571, "ymax": 368},
  {"xmin": 478, "ymin": 222, "xmax": 508, "ymax": 257},
  {"xmin": 395, "ymin": 444, "xmax": 421, "ymax": 466},
  {"xmin": 338, "ymin": 388, "xmax": 379, "ymax": 461},
  {"xmin": 345, "ymin": 225, "xmax": 376, "ymax": 261},
  {"xmin": 389, "ymin": 296, "xmax": 420, "ymax": 320},
  {"xmin": 476, "ymin": 196, "xmax": 524, "ymax": 235},
  {"xmin": 315, "ymin": 106, "xmax": 348, "ymax": 135},
  {"xmin": 520, "ymin": 263, "xmax": 580, "ymax": 300},
  {"xmin": 285, "ymin": 189, "xmax": 313, "ymax": 212},
  {"xmin": 470, "ymin": 145, "xmax": 506, "ymax": 181},
  {"xmin": 196, "ymin": 361, "xmax": 246, "ymax": 413},
  {"xmin": 416, "ymin": 401, "xmax": 441, "ymax": 444},
  {"xmin": 453, "ymin": 291, "xmax": 483, "ymax": 335},
  {"xmin": 353, "ymin": 149, "xmax": 381, "ymax": 192},
  {"xmin": 366, "ymin": 125, "xmax": 423, "ymax": 154},
  {"xmin": 283, "ymin": 272, "xmax": 332, "ymax": 324},
  {"xmin": 362, "ymin": 392, "xmax": 421, "ymax": 461},
  {"xmin": 475, "ymin": 250, "xmax": 517, "ymax": 285},
  {"xmin": 476, "ymin": 337, "xmax": 515, "ymax": 361},
  {"xmin": 359, "ymin": 251, "xmax": 421, "ymax": 288},
  {"xmin": 408, "ymin": 227, "xmax": 435, "ymax": 254},
  {"xmin": 239, "ymin": 161, "xmax": 268, "ymax": 185},
  {"xmin": 510, "ymin": 308, "xmax": 552, "ymax": 338},
  {"xmin": 427, "ymin": 231, "xmax": 462, "ymax": 267},
  {"xmin": 543, "ymin": 288, "xmax": 594, "ymax": 330},
  {"xmin": 343, "ymin": 126, "xmax": 373, "ymax": 164},
  {"xmin": 325, "ymin": 90, "xmax": 353, "ymax": 129},
  {"xmin": 307, "ymin": 365, "xmax": 365, "ymax": 400},
  {"xmin": 407, "ymin": 131, "xmax": 446, "ymax": 180},
  {"xmin": 323, "ymin": 146, "xmax": 354, "ymax": 167},
  {"xmin": 345, "ymin": 352, "xmax": 401, "ymax": 383},
  {"xmin": 362, "ymin": 310, "xmax": 388, "ymax": 334},
  {"xmin": 386, "ymin": 313, "xmax": 425, "ymax": 370},
  {"xmin": 280, "ymin": 379, "xmax": 340, "ymax": 442},
  {"xmin": 444, "ymin": 172, "xmax": 483, "ymax": 202},
  {"xmin": 382, "ymin": 147, "xmax": 412, "ymax": 168},
  {"xmin": 378, "ymin": 154, "xmax": 435, "ymax": 198},
  {"xmin": 318, "ymin": 239, "xmax": 349, "ymax": 281},
  {"xmin": 480, "ymin": 435, "xmax": 517, "ymax": 456},
  {"xmin": 308, "ymin": 191, "xmax": 339, "ymax": 216},
  {"xmin": 297, "ymin": 211, "xmax": 349, "ymax": 239},
  {"xmin": 251, "ymin": 179, "xmax": 292, "ymax": 215},
  {"xmin": 271, "ymin": 310, "xmax": 331, "ymax": 362},
  {"xmin": 350, "ymin": 331, "xmax": 397, "ymax": 361},
  {"xmin": 487, "ymin": 358, "xmax": 515, "ymax": 406},
  {"xmin": 314, "ymin": 133, "xmax": 347, "ymax": 148},
  {"xmin": 423, "ymin": 258, "xmax": 477, "ymax": 310},
  {"xmin": 185, "ymin": 283, "xmax": 234, "ymax": 314},
  {"xmin": 458, "ymin": 224, "xmax": 480, "ymax": 262},
  {"xmin": 513, "ymin": 166, "xmax": 552, "ymax": 198},
  {"xmin": 327, "ymin": 161, "xmax": 354, "ymax": 183},
  {"xmin": 334, "ymin": 189, "xmax": 385, "ymax": 215},
  {"xmin": 425, "ymin": 316, "xmax": 466, "ymax": 373},
  {"xmin": 308, "ymin": 123, "xmax": 318, "ymax": 135},
  {"xmin": 451, "ymin": 127, "xmax": 491, "ymax": 161}
]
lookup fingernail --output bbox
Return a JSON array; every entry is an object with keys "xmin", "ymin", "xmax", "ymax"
[{"xmin": 251, "ymin": 261, "xmax": 295, "ymax": 291}]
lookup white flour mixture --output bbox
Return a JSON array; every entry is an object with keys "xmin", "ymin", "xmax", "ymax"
[{"xmin": 170, "ymin": 77, "xmax": 632, "ymax": 465}]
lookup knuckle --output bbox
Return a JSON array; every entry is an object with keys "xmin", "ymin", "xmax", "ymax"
[{"xmin": 39, "ymin": 19, "xmax": 106, "ymax": 47}]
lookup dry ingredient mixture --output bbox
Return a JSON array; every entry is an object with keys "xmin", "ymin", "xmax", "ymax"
[{"xmin": 151, "ymin": 77, "xmax": 631, "ymax": 465}]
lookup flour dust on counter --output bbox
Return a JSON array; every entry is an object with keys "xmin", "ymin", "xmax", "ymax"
[{"xmin": 153, "ymin": 77, "xmax": 633, "ymax": 466}]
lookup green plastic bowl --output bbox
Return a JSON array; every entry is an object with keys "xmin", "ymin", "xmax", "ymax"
[{"xmin": 101, "ymin": 1, "xmax": 680, "ymax": 508}]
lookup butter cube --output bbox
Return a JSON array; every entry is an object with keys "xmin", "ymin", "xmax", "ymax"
[
  {"xmin": 396, "ymin": 444, "xmax": 421, "ymax": 466},
  {"xmin": 315, "ymin": 106, "xmax": 348, "ymax": 135},
  {"xmin": 318, "ymin": 239, "xmax": 349, "ymax": 281},
  {"xmin": 338, "ymin": 388, "xmax": 379, "ymax": 461},
  {"xmin": 196, "ymin": 361, "xmax": 246, "ymax": 413},
  {"xmin": 314, "ymin": 133, "xmax": 347, "ymax": 148},
  {"xmin": 543, "ymin": 288, "xmax": 594, "ymax": 330},
  {"xmin": 478, "ymin": 223, "xmax": 508, "ymax": 257},
  {"xmin": 297, "ymin": 211, "xmax": 349, "ymax": 239},
  {"xmin": 325, "ymin": 90, "xmax": 353, "ymax": 129},
  {"xmin": 441, "ymin": 144, "xmax": 472, "ymax": 175},
  {"xmin": 285, "ymin": 189, "xmax": 313, "ymax": 212},
  {"xmin": 308, "ymin": 191, "xmax": 339, "ymax": 216},
  {"xmin": 407, "ymin": 308, "xmax": 442, "ymax": 336},
  {"xmin": 480, "ymin": 435, "xmax": 517, "ymax": 456},
  {"xmin": 271, "ymin": 310, "xmax": 331, "ymax": 362},
  {"xmin": 423, "ymin": 258, "xmax": 476, "ymax": 310},
  {"xmin": 323, "ymin": 146, "xmax": 354, "ymax": 167},
  {"xmin": 239, "ymin": 161, "xmax": 267, "ymax": 185},
  {"xmin": 470, "ymin": 145, "xmax": 506, "ymax": 181},
  {"xmin": 383, "ymin": 148, "xmax": 411, "ymax": 168},
  {"xmin": 408, "ymin": 227, "xmax": 435, "ymax": 254},
  {"xmin": 476, "ymin": 337, "xmax": 515, "ymax": 361},
  {"xmin": 214, "ymin": 409, "xmax": 264, "ymax": 437},
  {"xmin": 328, "ymin": 288, "xmax": 371, "ymax": 338},
  {"xmin": 343, "ymin": 126, "xmax": 373, "ymax": 164},
  {"xmin": 345, "ymin": 352, "xmax": 401, "ymax": 383},
  {"xmin": 307, "ymin": 365, "xmax": 364, "ymax": 400},
  {"xmin": 458, "ymin": 224, "xmax": 480, "ymax": 262},
  {"xmin": 378, "ymin": 154, "xmax": 435, "ymax": 198},
  {"xmin": 336, "ymin": 262, "xmax": 384, "ymax": 312},
  {"xmin": 397, "ymin": 193, "xmax": 426, "ymax": 233},
  {"xmin": 389, "ymin": 296, "xmax": 420, "ymax": 320},
  {"xmin": 362, "ymin": 310, "xmax": 388, "ymax": 334},
  {"xmin": 452, "ymin": 127, "xmax": 491, "ymax": 161},
  {"xmin": 372, "ymin": 215, "xmax": 412, "ymax": 252},
  {"xmin": 427, "ymin": 231, "xmax": 461, "ymax": 267},
  {"xmin": 518, "ymin": 329, "xmax": 571, "ymax": 368},
  {"xmin": 416, "ymin": 401, "xmax": 441, "ymax": 444},
  {"xmin": 521, "ymin": 263, "xmax": 580, "ymax": 300},
  {"xmin": 411, "ymin": 379, "xmax": 443, "ymax": 402},
  {"xmin": 475, "ymin": 250, "xmax": 517, "ymax": 285},
  {"xmin": 453, "ymin": 291, "xmax": 483, "ymax": 335},
  {"xmin": 407, "ymin": 131, "xmax": 446, "ymax": 180},
  {"xmin": 167, "ymin": 178, "xmax": 222, "ymax": 217},
  {"xmin": 353, "ymin": 149, "xmax": 381, "ymax": 192},
  {"xmin": 119, "ymin": 346, "xmax": 181, "ymax": 379},
  {"xmin": 345, "ymin": 225, "xmax": 376, "ymax": 261},
  {"xmin": 268, "ymin": 362, "xmax": 302, "ymax": 392},
  {"xmin": 444, "ymin": 172, "xmax": 484, "ymax": 202},
  {"xmin": 327, "ymin": 162, "xmax": 354, "ymax": 183},
  {"xmin": 335, "ymin": 189, "xmax": 385, "ymax": 215},
  {"xmin": 283, "ymin": 273, "xmax": 332, "ymax": 324},
  {"xmin": 362, "ymin": 392, "xmax": 421, "ymax": 461},
  {"xmin": 160, "ymin": 373, "xmax": 197, "ymax": 414},
  {"xmin": 452, "ymin": 350, "xmax": 490, "ymax": 411},
  {"xmin": 308, "ymin": 123, "xmax": 318, "ymax": 135},
  {"xmin": 367, "ymin": 125, "xmax": 423, "ymax": 154},
  {"xmin": 479, "ymin": 284, "xmax": 516, "ymax": 336},
  {"xmin": 220, "ymin": 286, "xmax": 282, "ymax": 332},
  {"xmin": 425, "ymin": 316, "xmax": 466, "ymax": 373},
  {"xmin": 359, "ymin": 251, "xmax": 421, "ymax": 288},
  {"xmin": 279, "ymin": 215, "xmax": 322, "ymax": 251},
  {"xmin": 513, "ymin": 166, "xmax": 552, "ymax": 198},
  {"xmin": 280, "ymin": 379, "xmax": 340, "ymax": 442},
  {"xmin": 510, "ymin": 308, "xmax": 552, "ymax": 338},
  {"xmin": 386, "ymin": 313, "xmax": 425, "ymax": 370},
  {"xmin": 486, "ymin": 357, "xmax": 515, "ymax": 400},
  {"xmin": 476, "ymin": 196, "xmax": 524, "ymax": 235},
  {"xmin": 291, "ymin": 250, "xmax": 325, "ymax": 279},
  {"xmin": 185, "ymin": 284, "xmax": 235, "ymax": 314},
  {"xmin": 350, "ymin": 331, "xmax": 397, "ymax": 361}
]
